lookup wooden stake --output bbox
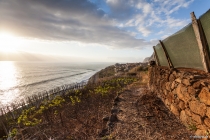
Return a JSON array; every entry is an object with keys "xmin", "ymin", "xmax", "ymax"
[
  {"xmin": 159, "ymin": 40, "xmax": 174, "ymax": 68},
  {"xmin": 153, "ymin": 46, "xmax": 160, "ymax": 66},
  {"xmin": 191, "ymin": 12, "xmax": 210, "ymax": 72}
]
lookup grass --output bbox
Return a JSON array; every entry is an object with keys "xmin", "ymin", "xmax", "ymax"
[{"xmin": 1, "ymin": 75, "xmax": 138, "ymax": 139}]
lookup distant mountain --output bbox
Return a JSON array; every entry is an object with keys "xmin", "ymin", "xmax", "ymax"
[{"xmin": 143, "ymin": 53, "xmax": 155, "ymax": 63}]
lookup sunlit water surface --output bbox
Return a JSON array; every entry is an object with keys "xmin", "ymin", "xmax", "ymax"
[{"xmin": 0, "ymin": 62, "xmax": 112, "ymax": 106}]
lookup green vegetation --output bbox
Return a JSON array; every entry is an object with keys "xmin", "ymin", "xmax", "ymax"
[
  {"xmin": 93, "ymin": 77, "xmax": 136, "ymax": 96},
  {"xmin": 188, "ymin": 123, "xmax": 197, "ymax": 131},
  {"xmin": 99, "ymin": 66, "xmax": 115, "ymax": 78},
  {"xmin": 1, "ymin": 75, "xmax": 137, "ymax": 139},
  {"xmin": 136, "ymin": 66, "xmax": 148, "ymax": 72}
]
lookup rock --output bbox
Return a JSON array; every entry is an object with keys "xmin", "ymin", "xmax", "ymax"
[
  {"xmin": 114, "ymin": 96, "xmax": 121, "ymax": 102},
  {"xmin": 178, "ymin": 101, "xmax": 185, "ymax": 110},
  {"xmin": 165, "ymin": 99, "xmax": 170, "ymax": 106},
  {"xmin": 191, "ymin": 113, "xmax": 202, "ymax": 124},
  {"xmin": 185, "ymin": 109, "xmax": 192, "ymax": 117},
  {"xmin": 165, "ymin": 82, "xmax": 171, "ymax": 91},
  {"xmin": 193, "ymin": 81, "xmax": 201, "ymax": 89},
  {"xmin": 189, "ymin": 100, "xmax": 206, "ymax": 117},
  {"xmin": 169, "ymin": 74, "xmax": 176, "ymax": 82},
  {"xmin": 195, "ymin": 129, "xmax": 207, "ymax": 136},
  {"xmin": 198, "ymin": 87, "xmax": 210, "ymax": 105},
  {"xmin": 180, "ymin": 110, "xmax": 189, "ymax": 123},
  {"xmin": 187, "ymin": 86, "xmax": 196, "ymax": 95},
  {"xmin": 109, "ymin": 114, "xmax": 118, "ymax": 122},
  {"xmin": 170, "ymin": 104, "xmax": 179, "ymax": 116},
  {"xmin": 164, "ymin": 89, "xmax": 168, "ymax": 95},
  {"xmin": 172, "ymin": 71, "xmax": 177, "ymax": 76},
  {"xmin": 176, "ymin": 84, "xmax": 191, "ymax": 103},
  {"xmin": 204, "ymin": 118, "xmax": 210, "ymax": 127},
  {"xmin": 197, "ymin": 124, "xmax": 207, "ymax": 131},
  {"xmin": 99, "ymin": 129, "xmax": 108, "ymax": 137},
  {"xmin": 171, "ymin": 81, "xmax": 176, "ymax": 90},
  {"xmin": 175, "ymin": 78, "xmax": 182, "ymax": 83},
  {"xmin": 180, "ymin": 86, "xmax": 187, "ymax": 93},
  {"xmin": 102, "ymin": 116, "xmax": 109, "ymax": 122},
  {"xmin": 182, "ymin": 79, "xmax": 191, "ymax": 86},
  {"xmin": 206, "ymin": 107, "xmax": 210, "ymax": 118},
  {"xmin": 166, "ymin": 92, "xmax": 173, "ymax": 104},
  {"xmin": 201, "ymin": 82, "xmax": 207, "ymax": 87},
  {"xmin": 111, "ymin": 109, "xmax": 118, "ymax": 114}
]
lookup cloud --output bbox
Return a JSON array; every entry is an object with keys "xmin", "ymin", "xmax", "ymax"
[
  {"xmin": 0, "ymin": 0, "xmax": 156, "ymax": 49},
  {"xmin": 0, "ymin": 0, "xmax": 194, "ymax": 50}
]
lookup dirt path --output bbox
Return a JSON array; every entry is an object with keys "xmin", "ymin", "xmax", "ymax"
[{"xmin": 105, "ymin": 84, "xmax": 195, "ymax": 140}]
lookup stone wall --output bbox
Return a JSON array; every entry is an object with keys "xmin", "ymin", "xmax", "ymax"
[{"xmin": 149, "ymin": 66, "xmax": 210, "ymax": 136}]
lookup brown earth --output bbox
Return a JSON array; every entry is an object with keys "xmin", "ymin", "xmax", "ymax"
[
  {"xmin": 103, "ymin": 82, "xmax": 195, "ymax": 140},
  {"xmin": 4, "ymin": 65, "xmax": 197, "ymax": 140}
]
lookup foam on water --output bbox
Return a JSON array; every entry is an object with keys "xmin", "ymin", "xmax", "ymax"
[{"xmin": 0, "ymin": 61, "xmax": 113, "ymax": 105}]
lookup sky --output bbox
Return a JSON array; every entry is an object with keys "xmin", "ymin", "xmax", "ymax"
[{"xmin": 0, "ymin": 0, "xmax": 210, "ymax": 62}]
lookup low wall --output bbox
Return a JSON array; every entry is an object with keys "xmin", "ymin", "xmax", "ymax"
[{"xmin": 149, "ymin": 66, "xmax": 210, "ymax": 136}]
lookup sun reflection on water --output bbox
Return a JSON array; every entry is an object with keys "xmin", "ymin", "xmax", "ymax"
[{"xmin": 0, "ymin": 61, "xmax": 20, "ymax": 105}]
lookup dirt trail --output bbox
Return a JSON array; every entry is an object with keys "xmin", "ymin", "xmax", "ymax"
[{"xmin": 106, "ymin": 84, "xmax": 195, "ymax": 140}]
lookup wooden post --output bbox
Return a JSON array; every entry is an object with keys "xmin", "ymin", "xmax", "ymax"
[
  {"xmin": 191, "ymin": 12, "xmax": 210, "ymax": 72},
  {"xmin": 159, "ymin": 40, "xmax": 174, "ymax": 68},
  {"xmin": 153, "ymin": 46, "xmax": 160, "ymax": 66}
]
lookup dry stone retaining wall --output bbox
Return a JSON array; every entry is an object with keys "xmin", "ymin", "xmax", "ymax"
[{"xmin": 149, "ymin": 66, "xmax": 210, "ymax": 136}]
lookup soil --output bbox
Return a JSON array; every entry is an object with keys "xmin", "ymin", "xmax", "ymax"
[{"xmin": 101, "ymin": 82, "xmax": 196, "ymax": 140}]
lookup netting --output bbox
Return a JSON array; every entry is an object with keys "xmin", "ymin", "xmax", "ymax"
[
  {"xmin": 162, "ymin": 23, "xmax": 204, "ymax": 70},
  {"xmin": 199, "ymin": 9, "xmax": 210, "ymax": 57},
  {"xmin": 154, "ymin": 43, "xmax": 168, "ymax": 67}
]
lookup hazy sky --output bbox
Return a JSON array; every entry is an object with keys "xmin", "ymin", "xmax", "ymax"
[{"xmin": 0, "ymin": 0, "xmax": 209, "ymax": 62}]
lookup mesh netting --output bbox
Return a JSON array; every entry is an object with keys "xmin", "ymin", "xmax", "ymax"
[
  {"xmin": 154, "ymin": 43, "xmax": 168, "ymax": 67},
  {"xmin": 162, "ymin": 24, "xmax": 204, "ymax": 70},
  {"xmin": 200, "ymin": 9, "xmax": 210, "ymax": 57}
]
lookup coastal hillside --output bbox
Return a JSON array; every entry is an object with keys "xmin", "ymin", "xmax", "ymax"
[{"xmin": 0, "ymin": 63, "xmax": 195, "ymax": 140}]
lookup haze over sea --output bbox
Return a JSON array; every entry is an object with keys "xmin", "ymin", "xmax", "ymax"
[{"xmin": 0, "ymin": 61, "xmax": 112, "ymax": 106}]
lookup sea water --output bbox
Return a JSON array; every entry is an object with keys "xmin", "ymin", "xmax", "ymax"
[{"xmin": 0, "ymin": 61, "xmax": 113, "ymax": 105}]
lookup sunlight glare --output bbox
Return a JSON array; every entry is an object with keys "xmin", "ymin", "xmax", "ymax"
[
  {"xmin": 0, "ymin": 32, "xmax": 22, "ymax": 53},
  {"xmin": 0, "ymin": 62, "xmax": 20, "ymax": 104}
]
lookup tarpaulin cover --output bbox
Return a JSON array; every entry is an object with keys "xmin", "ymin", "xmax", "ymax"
[
  {"xmin": 154, "ymin": 43, "xmax": 168, "ymax": 67},
  {"xmin": 200, "ymin": 9, "xmax": 210, "ymax": 58},
  {"xmin": 162, "ymin": 24, "xmax": 204, "ymax": 70}
]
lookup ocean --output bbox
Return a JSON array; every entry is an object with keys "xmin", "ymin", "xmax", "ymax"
[{"xmin": 0, "ymin": 61, "xmax": 113, "ymax": 106}]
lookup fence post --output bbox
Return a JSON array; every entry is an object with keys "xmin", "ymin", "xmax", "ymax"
[
  {"xmin": 153, "ymin": 46, "xmax": 160, "ymax": 66},
  {"xmin": 159, "ymin": 40, "xmax": 174, "ymax": 68},
  {"xmin": 191, "ymin": 12, "xmax": 210, "ymax": 73}
]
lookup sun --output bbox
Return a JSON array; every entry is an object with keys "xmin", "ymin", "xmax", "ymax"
[{"xmin": 0, "ymin": 32, "xmax": 21, "ymax": 53}]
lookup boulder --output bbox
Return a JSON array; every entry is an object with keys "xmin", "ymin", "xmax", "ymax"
[
  {"xmin": 195, "ymin": 129, "xmax": 207, "ymax": 136},
  {"xmin": 197, "ymin": 124, "xmax": 207, "ymax": 131},
  {"xmin": 166, "ymin": 92, "xmax": 174, "ymax": 104},
  {"xmin": 175, "ymin": 78, "xmax": 182, "ymax": 83},
  {"xmin": 187, "ymin": 86, "xmax": 196, "ymax": 95},
  {"xmin": 204, "ymin": 118, "xmax": 210, "ymax": 128},
  {"xmin": 169, "ymin": 74, "xmax": 176, "ymax": 82},
  {"xmin": 165, "ymin": 82, "xmax": 171, "ymax": 91},
  {"xmin": 191, "ymin": 113, "xmax": 202, "ymax": 124},
  {"xmin": 182, "ymin": 79, "xmax": 191, "ymax": 86},
  {"xmin": 185, "ymin": 109, "xmax": 192, "ymax": 117},
  {"xmin": 198, "ymin": 87, "xmax": 210, "ymax": 105},
  {"xmin": 178, "ymin": 101, "xmax": 185, "ymax": 110},
  {"xmin": 180, "ymin": 110, "xmax": 189, "ymax": 123},
  {"xmin": 189, "ymin": 100, "xmax": 206, "ymax": 117},
  {"xmin": 176, "ymin": 84, "xmax": 191, "ymax": 103},
  {"xmin": 170, "ymin": 104, "xmax": 179, "ymax": 116},
  {"xmin": 206, "ymin": 107, "xmax": 210, "ymax": 118},
  {"xmin": 193, "ymin": 81, "xmax": 201, "ymax": 89},
  {"xmin": 171, "ymin": 81, "xmax": 176, "ymax": 90}
]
